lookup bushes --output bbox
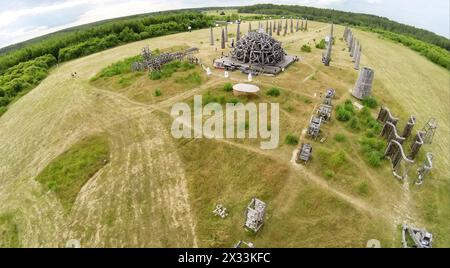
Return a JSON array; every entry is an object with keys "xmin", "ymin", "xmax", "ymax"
[
  {"xmin": 266, "ymin": 87, "xmax": 281, "ymax": 97},
  {"xmin": 284, "ymin": 134, "xmax": 299, "ymax": 145},
  {"xmin": 0, "ymin": 54, "xmax": 57, "ymax": 115},
  {"xmin": 93, "ymin": 55, "xmax": 142, "ymax": 80},
  {"xmin": 149, "ymin": 60, "xmax": 196, "ymax": 81},
  {"xmin": 149, "ymin": 71, "xmax": 163, "ymax": 80},
  {"xmin": 315, "ymin": 39, "xmax": 326, "ymax": 49},
  {"xmin": 154, "ymin": 89, "xmax": 162, "ymax": 97},
  {"xmin": 175, "ymin": 72, "xmax": 202, "ymax": 86},
  {"xmin": 329, "ymin": 150, "xmax": 346, "ymax": 168},
  {"xmin": 301, "ymin": 44, "xmax": 311, "ymax": 53},
  {"xmin": 362, "ymin": 96, "xmax": 378, "ymax": 108},
  {"xmin": 360, "ymin": 137, "xmax": 385, "ymax": 167},
  {"xmin": 336, "ymin": 105, "xmax": 353, "ymax": 122},
  {"xmin": 223, "ymin": 83, "xmax": 233, "ymax": 92},
  {"xmin": 334, "ymin": 133, "xmax": 347, "ymax": 143},
  {"xmin": 317, "ymin": 149, "xmax": 348, "ymax": 174},
  {"xmin": 0, "ymin": 106, "xmax": 6, "ymax": 116},
  {"xmin": 357, "ymin": 182, "xmax": 369, "ymax": 196}
]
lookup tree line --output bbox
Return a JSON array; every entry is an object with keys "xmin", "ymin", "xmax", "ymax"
[
  {"xmin": 237, "ymin": 4, "xmax": 450, "ymax": 51},
  {"xmin": 0, "ymin": 11, "xmax": 212, "ymax": 116}
]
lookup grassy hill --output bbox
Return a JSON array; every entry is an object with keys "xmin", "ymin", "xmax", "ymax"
[{"xmin": 0, "ymin": 18, "xmax": 448, "ymax": 247}]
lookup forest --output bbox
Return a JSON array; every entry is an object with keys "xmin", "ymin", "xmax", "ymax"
[
  {"xmin": 238, "ymin": 4, "xmax": 450, "ymax": 70},
  {"xmin": 237, "ymin": 4, "xmax": 450, "ymax": 51}
]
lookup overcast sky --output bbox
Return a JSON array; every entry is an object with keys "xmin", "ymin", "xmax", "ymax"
[{"xmin": 0, "ymin": 0, "xmax": 448, "ymax": 48}]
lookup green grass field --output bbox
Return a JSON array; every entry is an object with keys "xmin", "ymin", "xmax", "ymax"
[
  {"xmin": 35, "ymin": 135, "xmax": 110, "ymax": 212},
  {"xmin": 0, "ymin": 19, "xmax": 448, "ymax": 247}
]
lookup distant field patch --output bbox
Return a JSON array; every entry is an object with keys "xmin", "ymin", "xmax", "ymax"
[
  {"xmin": 36, "ymin": 135, "xmax": 110, "ymax": 211},
  {"xmin": 0, "ymin": 213, "xmax": 20, "ymax": 248}
]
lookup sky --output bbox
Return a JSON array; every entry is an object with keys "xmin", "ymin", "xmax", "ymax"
[{"xmin": 0, "ymin": 0, "xmax": 449, "ymax": 48}]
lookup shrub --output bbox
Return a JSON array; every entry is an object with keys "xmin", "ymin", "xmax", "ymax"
[
  {"xmin": 266, "ymin": 87, "xmax": 281, "ymax": 97},
  {"xmin": 367, "ymin": 151, "xmax": 383, "ymax": 167},
  {"xmin": 154, "ymin": 89, "xmax": 162, "ymax": 97},
  {"xmin": 357, "ymin": 182, "xmax": 369, "ymax": 196},
  {"xmin": 0, "ymin": 106, "xmax": 6, "ymax": 116},
  {"xmin": 329, "ymin": 150, "xmax": 346, "ymax": 168},
  {"xmin": 149, "ymin": 71, "xmax": 163, "ymax": 80},
  {"xmin": 348, "ymin": 117, "xmax": 360, "ymax": 131},
  {"xmin": 301, "ymin": 44, "xmax": 311, "ymax": 53},
  {"xmin": 362, "ymin": 96, "xmax": 378, "ymax": 108},
  {"xmin": 336, "ymin": 105, "xmax": 352, "ymax": 122},
  {"xmin": 315, "ymin": 39, "xmax": 326, "ymax": 49},
  {"xmin": 360, "ymin": 137, "xmax": 385, "ymax": 167},
  {"xmin": 223, "ymin": 83, "xmax": 233, "ymax": 92},
  {"xmin": 175, "ymin": 72, "xmax": 202, "ymax": 86},
  {"xmin": 324, "ymin": 170, "xmax": 334, "ymax": 179},
  {"xmin": 285, "ymin": 134, "xmax": 299, "ymax": 145},
  {"xmin": 343, "ymin": 100, "xmax": 355, "ymax": 113},
  {"xmin": 334, "ymin": 133, "xmax": 347, "ymax": 143}
]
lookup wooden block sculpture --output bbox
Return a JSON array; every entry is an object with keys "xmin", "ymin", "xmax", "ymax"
[
  {"xmin": 402, "ymin": 224, "xmax": 433, "ymax": 248},
  {"xmin": 244, "ymin": 198, "xmax": 266, "ymax": 232},
  {"xmin": 352, "ymin": 67, "xmax": 374, "ymax": 100},
  {"xmin": 213, "ymin": 204, "xmax": 228, "ymax": 219},
  {"xmin": 132, "ymin": 46, "xmax": 198, "ymax": 72},
  {"xmin": 416, "ymin": 153, "xmax": 433, "ymax": 185},
  {"xmin": 323, "ymin": 88, "xmax": 335, "ymax": 106},
  {"xmin": 308, "ymin": 117, "xmax": 322, "ymax": 139},
  {"xmin": 296, "ymin": 144, "xmax": 313, "ymax": 163},
  {"xmin": 317, "ymin": 104, "xmax": 332, "ymax": 122}
]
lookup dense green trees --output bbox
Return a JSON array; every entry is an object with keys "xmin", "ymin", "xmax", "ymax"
[
  {"xmin": 238, "ymin": 4, "xmax": 450, "ymax": 51},
  {"xmin": 239, "ymin": 4, "xmax": 450, "ymax": 70},
  {"xmin": 0, "ymin": 12, "xmax": 212, "ymax": 74},
  {"xmin": 0, "ymin": 11, "xmax": 212, "ymax": 116},
  {"xmin": 0, "ymin": 54, "xmax": 57, "ymax": 115}
]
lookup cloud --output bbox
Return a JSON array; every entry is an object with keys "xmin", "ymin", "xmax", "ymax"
[{"xmin": 0, "ymin": 0, "xmax": 448, "ymax": 48}]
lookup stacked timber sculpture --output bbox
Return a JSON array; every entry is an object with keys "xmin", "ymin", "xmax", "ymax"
[
  {"xmin": 214, "ymin": 30, "xmax": 297, "ymax": 75},
  {"xmin": 402, "ymin": 224, "xmax": 433, "ymax": 248},
  {"xmin": 131, "ymin": 46, "xmax": 199, "ymax": 72},
  {"xmin": 296, "ymin": 143, "xmax": 313, "ymax": 163},
  {"xmin": 244, "ymin": 198, "xmax": 266, "ymax": 232}
]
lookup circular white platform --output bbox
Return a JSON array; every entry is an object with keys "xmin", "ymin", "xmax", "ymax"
[{"xmin": 233, "ymin": 83, "xmax": 260, "ymax": 95}]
